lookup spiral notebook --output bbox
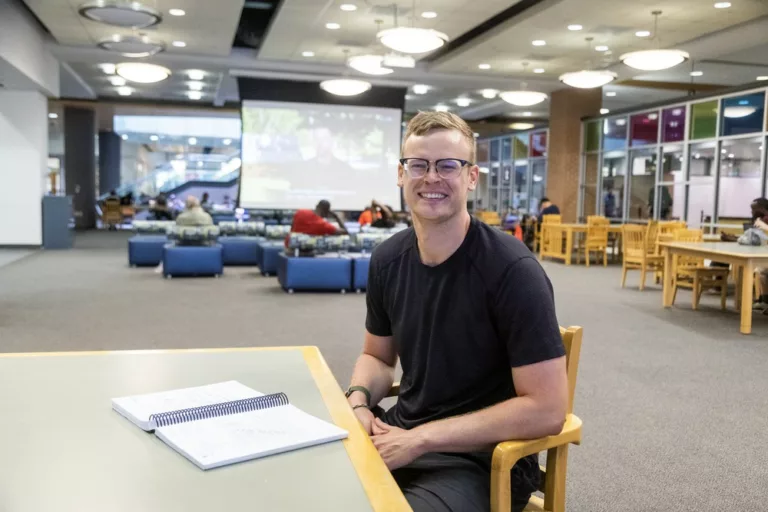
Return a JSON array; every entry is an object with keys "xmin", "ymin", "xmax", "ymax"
[{"xmin": 112, "ymin": 381, "xmax": 348, "ymax": 470}]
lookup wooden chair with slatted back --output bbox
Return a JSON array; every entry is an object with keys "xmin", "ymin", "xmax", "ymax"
[
  {"xmin": 621, "ymin": 224, "xmax": 663, "ymax": 290},
  {"xmin": 654, "ymin": 221, "xmax": 687, "ymax": 282},
  {"xmin": 386, "ymin": 326, "xmax": 583, "ymax": 512},
  {"xmin": 102, "ymin": 198, "xmax": 122, "ymax": 230},
  {"xmin": 671, "ymin": 229, "xmax": 730, "ymax": 311},
  {"xmin": 578, "ymin": 216, "xmax": 609, "ymax": 267},
  {"xmin": 538, "ymin": 215, "xmax": 562, "ymax": 257}
]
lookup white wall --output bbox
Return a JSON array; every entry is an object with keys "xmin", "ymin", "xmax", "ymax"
[
  {"xmin": 0, "ymin": 90, "xmax": 47, "ymax": 245},
  {"xmin": 0, "ymin": 0, "xmax": 59, "ymax": 96}
]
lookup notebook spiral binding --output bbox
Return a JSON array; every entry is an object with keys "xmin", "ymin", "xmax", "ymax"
[{"xmin": 149, "ymin": 392, "xmax": 289, "ymax": 428}]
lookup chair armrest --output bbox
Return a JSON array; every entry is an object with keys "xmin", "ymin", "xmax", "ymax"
[
  {"xmin": 386, "ymin": 382, "xmax": 400, "ymax": 398},
  {"xmin": 491, "ymin": 414, "xmax": 582, "ymax": 473}
]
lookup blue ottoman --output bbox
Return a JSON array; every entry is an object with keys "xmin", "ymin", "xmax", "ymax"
[
  {"xmin": 220, "ymin": 237, "xmax": 263, "ymax": 266},
  {"xmin": 162, "ymin": 244, "xmax": 223, "ymax": 278},
  {"xmin": 277, "ymin": 254, "xmax": 352, "ymax": 293},
  {"xmin": 351, "ymin": 255, "xmax": 371, "ymax": 292},
  {"xmin": 259, "ymin": 242, "xmax": 285, "ymax": 276},
  {"xmin": 128, "ymin": 235, "xmax": 167, "ymax": 266}
]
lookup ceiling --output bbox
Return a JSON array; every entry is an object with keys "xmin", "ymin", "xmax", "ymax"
[{"xmin": 21, "ymin": 0, "xmax": 768, "ymax": 125}]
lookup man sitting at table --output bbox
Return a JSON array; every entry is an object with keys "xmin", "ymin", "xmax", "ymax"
[
  {"xmin": 537, "ymin": 197, "xmax": 560, "ymax": 221},
  {"xmin": 721, "ymin": 197, "xmax": 768, "ymax": 312},
  {"xmin": 345, "ymin": 111, "xmax": 567, "ymax": 512},
  {"xmin": 291, "ymin": 200, "xmax": 349, "ymax": 236}
]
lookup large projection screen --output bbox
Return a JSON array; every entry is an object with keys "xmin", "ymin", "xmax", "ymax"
[{"xmin": 240, "ymin": 100, "xmax": 402, "ymax": 210}]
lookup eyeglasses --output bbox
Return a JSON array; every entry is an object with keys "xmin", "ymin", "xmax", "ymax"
[{"xmin": 399, "ymin": 158, "xmax": 472, "ymax": 179}]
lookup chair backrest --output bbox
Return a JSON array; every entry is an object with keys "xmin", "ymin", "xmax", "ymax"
[
  {"xmin": 560, "ymin": 326, "xmax": 583, "ymax": 415},
  {"xmin": 542, "ymin": 214, "xmax": 561, "ymax": 225},
  {"xmin": 645, "ymin": 220, "xmax": 659, "ymax": 254},
  {"xmin": 673, "ymin": 228, "xmax": 704, "ymax": 268},
  {"xmin": 586, "ymin": 216, "xmax": 609, "ymax": 245},
  {"xmin": 622, "ymin": 224, "xmax": 647, "ymax": 259}
]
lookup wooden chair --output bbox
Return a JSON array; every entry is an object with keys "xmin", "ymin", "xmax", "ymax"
[
  {"xmin": 386, "ymin": 326, "xmax": 583, "ymax": 512},
  {"xmin": 578, "ymin": 216, "xmax": 609, "ymax": 267},
  {"xmin": 671, "ymin": 229, "xmax": 730, "ymax": 311},
  {"xmin": 621, "ymin": 224, "xmax": 663, "ymax": 290},
  {"xmin": 654, "ymin": 221, "xmax": 686, "ymax": 282},
  {"xmin": 102, "ymin": 199, "xmax": 122, "ymax": 230},
  {"xmin": 539, "ymin": 215, "xmax": 562, "ymax": 257}
]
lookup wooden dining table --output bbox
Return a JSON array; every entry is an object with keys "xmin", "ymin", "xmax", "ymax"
[
  {"xmin": 540, "ymin": 223, "xmax": 624, "ymax": 265},
  {"xmin": 659, "ymin": 241, "xmax": 768, "ymax": 334}
]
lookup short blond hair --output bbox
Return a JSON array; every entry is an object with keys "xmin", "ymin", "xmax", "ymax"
[
  {"xmin": 185, "ymin": 195, "xmax": 200, "ymax": 209},
  {"xmin": 402, "ymin": 111, "xmax": 476, "ymax": 163}
]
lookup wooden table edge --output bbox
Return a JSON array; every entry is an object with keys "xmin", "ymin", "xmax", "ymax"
[
  {"xmin": 301, "ymin": 346, "xmax": 412, "ymax": 512},
  {"xmin": 0, "ymin": 346, "xmax": 309, "ymax": 358}
]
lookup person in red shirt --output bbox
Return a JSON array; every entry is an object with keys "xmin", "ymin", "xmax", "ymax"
[{"xmin": 290, "ymin": 200, "xmax": 349, "ymax": 237}]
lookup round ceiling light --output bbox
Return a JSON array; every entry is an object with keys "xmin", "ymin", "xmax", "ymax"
[
  {"xmin": 377, "ymin": 27, "xmax": 449, "ymax": 54},
  {"xmin": 319, "ymin": 79, "xmax": 372, "ymax": 96},
  {"xmin": 98, "ymin": 34, "xmax": 165, "ymax": 57},
  {"xmin": 620, "ymin": 49, "xmax": 689, "ymax": 71},
  {"xmin": 78, "ymin": 1, "xmax": 161, "ymax": 29},
  {"xmin": 559, "ymin": 70, "xmax": 617, "ymax": 88},
  {"xmin": 722, "ymin": 106, "xmax": 757, "ymax": 118},
  {"xmin": 509, "ymin": 122, "xmax": 535, "ymax": 130},
  {"xmin": 116, "ymin": 62, "xmax": 171, "ymax": 83},
  {"xmin": 499, "ymin": 90, "xmax": 548, "ymax": 107},
  {"xmin": 347, "ymin": 55, "xmax": 393, "ymax": 76}
]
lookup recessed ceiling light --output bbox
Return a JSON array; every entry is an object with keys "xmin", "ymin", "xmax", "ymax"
[
  {"xmin": 188, "ymin": 81, "xmax": 203, "ymax": 91},
  {"xmin": 413, "ymin": 84, "xmax": 430, "ymax": 94},
  {"xmin": 188, "ymin": 137, "xmax": 197, "ymax": 145},
  {"xmin": 714, "ymin": 2, "xmax": 731, "ymax": 8},
  {"xmin": 606, "ymin": 91, "xmax": 617, "ymax": 96},
  {"xmin": 116, "ymin": 62, "xmax": 170, "ymax": 83},
  {"xmin": 117, "ymin": 86, "xmax": 132, "ymax": 96},
  {"xmin": 187, "ymin": 91, "xmax": 202, "ymax": 100},
  {"xmin": 150, "ymin": 135, "xmax": 159, "ymax": 141},
  {"xmin": 99, "ymin": 63, "xmax": 116, "ymax": 75},
  {"xmin": 721, "ymin": 148, "xmax": 727, "ymax": 153},
  {"xmin": 728, "ymin": 153, "xmax": 735, "ymax": 158},
  {"xmin": 595, "ymin": 45, "xmax": 609, "ymax": 52},
  {"xmin": 473, "ymin": 132, "xmax": 480, "ymax": 138},
  {"xmin": 187, "ymin": 69, "xmax": 205, "ymax": 80},
  {"xmin": 478, "ymin": 63, "xmax": 491, "ymax": 70},
  {"xmin": 532, "ymin": 40, "xmax": 546, "ymax": 46},
  {"xmin": 326, "ymin": 22, "xmax": 341, "ymax": 30},
  {"xmin": 635, "ymin": 30, "xmax": 651, "ymax": 37},
  {"xmin": 109, "ymin": 76, "xmax": 126, "ymax": 86},
  {"xmin": 172, "ymin": 41, "xmax": 186, "ymax": 47},
  {"xmin": 48, "ymin": 113, "xmax": 58, "ymax": 119},
  {"xmin": 567, "ymin": 24, "xmax": 583, "ymax": 31},
  {"xmin": 522, "ymin": 111, "xmax": 533, "ymax": 117},
  {"xmin": 690, "ymin": 71, "xmax": 703, "ymax": 76},
  {"xmin": 455, "ymin": 97, "xmax": 471, "ymax": 107},
  {"xmin": 223, "ymin": 138, "xmax": 232, "ymax": 145},
  {"xmin": 197, "ymin": 161, "xmax": 203, "ymax": 168},
  {"xmin": 533, "ymin": 68, "xmax": 545, "ymax": 73},
  {"xmin": 169, "ymin": 8, "xmax": 185, "ymax": 16},
  {"xmin": 421, "ymin": 11, "xmax": 437, "ymax": 18},
  {"xmin": 121, "ymin": 134, "xmax": 128, "ymax": 140},
  {"xmin": 302, "ymin": 51, "xmax": 314, "ymax": 57},
  {"xmin": 340, "ymin": 3, "xmax": 357, "ymax": 11},
  {"xmin": 757, "ymin": 76, "xmax": 768, "ymax": 81},
  {"xmin": 481, "ymin": 89, "xmax": 498, "ymax": 99},
  {"xmin": 600, "ymin": 108, "xmax": 610, "ymax": 114},
  {"xmin": 509, "ymin": 122, "xmax": 534, "ymax": 130},
  {"xmin": 434, "ymin": 104, "xmax": 450, "ymax": 112}
]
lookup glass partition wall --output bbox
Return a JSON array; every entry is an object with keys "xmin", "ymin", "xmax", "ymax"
[
  {"xmin": 579, "ymin": 87, "xmax": 768, "ymax": 229},
  {"xmin": 474, "ymin": 129, "xmax": 548, "ymax": 215}
]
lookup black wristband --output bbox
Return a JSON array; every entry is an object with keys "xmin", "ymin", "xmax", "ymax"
[
  {"xmin": 352, "ymin": 404, "xmax": 369, "ymax": 411},
  {"xmin": 345, "ymin": 385, "xmax": 371, "ymax": 405}
]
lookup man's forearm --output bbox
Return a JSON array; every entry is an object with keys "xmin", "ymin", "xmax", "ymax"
[
  {"xmin": 348, "ymin": 353, "xmax": 395, "ymax": 407},
  {"xmin": 412, "ymin": 395, "xmax": 566, "ymax": 454}
]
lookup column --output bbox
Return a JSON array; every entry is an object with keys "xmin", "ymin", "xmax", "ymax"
[
  {"xmin": 547, "ymin": 87, "xmax": 602, "ymax": 222},
  {"xmin": 99, "ymin": 131, "xmax": 121, "ymax": 195},
  {"xmin": 0, "ymin": 90, "xmax": 47, "ymax": 245},
  {"xmin": 64, "ymin": 106, "xmax": 96, "ymax": 230}
]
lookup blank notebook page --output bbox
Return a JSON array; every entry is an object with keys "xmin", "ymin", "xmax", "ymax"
[
  {"xmin": 112, "ymin": 381, "xmax": 263, "ymax": 431},
  {"xmin": 155, "ymin": 403, "xmax": 348, "ymax": 470}
]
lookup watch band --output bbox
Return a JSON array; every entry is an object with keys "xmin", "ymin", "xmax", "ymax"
[
  {"xmin": 345, "ymin": 385, "xmax": 371, "ymax": 405},
  {"xmin": 352, "ymin": 404, "xmax": 369, "ymax": 411}
]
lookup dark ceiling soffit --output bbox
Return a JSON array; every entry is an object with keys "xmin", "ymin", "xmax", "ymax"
[
  {"xmin": 420, "ymin": 0, "xmax": 550, "ymax": 64},
  {"xmin": 252, "ymin": 0, "xmax": 286, "ymax": 56},
  {"xmin": 581, "ymin": 80, "xmax": 767, "ymax": 122}
]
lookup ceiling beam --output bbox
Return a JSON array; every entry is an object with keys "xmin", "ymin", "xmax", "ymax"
[{"xmin": 616, "ymin": 80, "xmax": 727, "ymax": 93}]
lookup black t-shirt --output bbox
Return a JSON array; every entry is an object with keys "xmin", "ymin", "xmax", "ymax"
[{"xmin": 366, "ymin": 216, "xmax": 565, "ymax": 430}]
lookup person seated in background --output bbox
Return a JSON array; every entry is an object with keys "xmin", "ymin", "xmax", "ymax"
[
  {"xmin": 120, "ymin": 191, "xmax": 134, "ymax": 206},
  {"xmin": 290, "ymin": 200, "xmax": 348, "ymax": 236},
  {"xmin": 105, "ymin": 189, "xmax": 120, "ymax": 203},
  {"xmin": 200, "ymin": 192, "xmax": 210, "ymax": 210},
  {"xmin": 538, "ymin": 196, "xmax": 560, "ymax": 220},
  {"xmin": 175, "ymin": 196, "xmax": 213, "ymax": 226},
  {"xmin": 151, "ymin": 192, "xmax": 173, "ymax": 221},
  {"xmin": 369, "ymin": 200, "xmax": 397, "ymax": 229},
  {"xmin": 358, "ymin": 206, "xmax": 381, "ymax": 226}
]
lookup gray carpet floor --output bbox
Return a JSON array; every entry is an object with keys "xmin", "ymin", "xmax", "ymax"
[{"xmin": 1, "ymin": 231, "xmax": 766, "ymax": 512}]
